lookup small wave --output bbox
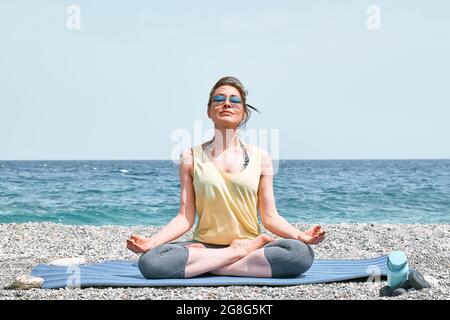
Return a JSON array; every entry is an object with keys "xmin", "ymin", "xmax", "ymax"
[
  {"xmin": 110, "ymin": 187, "xmax": 137, "ymax": 193},
  {"xmin": 119, "ymin": 169, "xmax": 128, "ymax": 173},
  {"xmin": 128, "ymin": 176, "xmax": 147, "ymax": 181},
  {"xmin": 76, "ymin": 189, "xmax": 104, "ymax": 195}
]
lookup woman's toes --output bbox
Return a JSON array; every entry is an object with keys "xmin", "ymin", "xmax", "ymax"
[{"xmin": 186, "ymin": 243, "xmax": 205, "ymax": 249}]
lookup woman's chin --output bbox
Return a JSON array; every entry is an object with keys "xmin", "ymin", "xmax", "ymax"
[{"xmin": 216, "ymin": 119, "xmax": 240, "ymax": 128}]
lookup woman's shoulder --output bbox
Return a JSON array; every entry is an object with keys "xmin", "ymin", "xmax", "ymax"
[
  {"xmin": 179, "ymin": 147, "xmax": 195, "ymax": 176},
  {"xmin": 179, "ymin": 147, "xmax": 194, "ymax": 160},
  {"xmin": 245, "ymin": 144, "xmax": 273, "ymax": 175},
  {"xmin": 179, "ymin": 143, "xmax": 205, "ymax": 156},
  {"xmin": 245, "ymin": 144, "xmax": 271, "ymax": 161}
]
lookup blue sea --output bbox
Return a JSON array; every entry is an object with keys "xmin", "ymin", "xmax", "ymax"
[{"xmin": 0, "ymin": 160, "xmax": 449, "ymax": 225}]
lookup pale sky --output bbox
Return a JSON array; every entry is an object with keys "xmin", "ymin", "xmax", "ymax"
[{"xmin": 1, "ymin": 0, "xmax": 449, "ymax": 160}]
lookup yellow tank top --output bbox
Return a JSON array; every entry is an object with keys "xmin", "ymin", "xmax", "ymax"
[{"xmin": 192, "ymin": 143, "xmax": 262, "ymax": 245}]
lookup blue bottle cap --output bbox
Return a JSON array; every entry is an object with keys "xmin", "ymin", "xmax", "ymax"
[{"xmin": 388, "ymin": 251, "xmax": 407, "ymax": 270}]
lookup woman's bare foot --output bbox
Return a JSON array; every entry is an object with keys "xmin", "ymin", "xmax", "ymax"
[
  {"xmin": 185, "ymin": 243, "xmax": 206, "ymax": 249},
  {"xmin": 229, "ymin": 235, "xmax": 275, "ymax": 258},
  {"xmin": 126, "ymin": 234, "xmax": 155, "ymax": 253}
]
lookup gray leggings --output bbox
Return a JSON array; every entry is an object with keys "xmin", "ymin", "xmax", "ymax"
[{"xmin": 138, "ymin": 239, "xmax": 314, "ymax": 279}]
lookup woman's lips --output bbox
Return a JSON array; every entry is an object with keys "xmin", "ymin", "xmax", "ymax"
[{"xmin": 220, "ymin": 111, "xmax": 234, "ymax": 116}]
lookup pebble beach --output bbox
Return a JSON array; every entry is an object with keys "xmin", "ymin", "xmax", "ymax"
[{"xmin": 1, "ymin": 222, "xmax": 449, "ymax": 300}]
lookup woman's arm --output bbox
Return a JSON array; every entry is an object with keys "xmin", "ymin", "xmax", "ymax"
[
  {"xmin": 128, "ymin": 148, "xmax": 197, "ymax": 252},
  {"xmin": 257, "ymin": 149, "xmax": 325, "ymax": 245},
  {"xmin": 151, "ymin": 148, "xmax": 197, "ymax": 245},
  {"xmin": 150, "ymin": 148, "xmax": 197, "ymax": 246}
]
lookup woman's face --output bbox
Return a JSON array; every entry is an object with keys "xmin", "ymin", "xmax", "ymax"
[{"xmin": 207, "ymin": 85, "xmax": 245, "ymax": 129}]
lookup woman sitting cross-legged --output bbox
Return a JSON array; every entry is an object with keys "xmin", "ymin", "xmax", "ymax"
[{"xmin": 127, "ymin": 76, "xmax": 325, "ymax": 279}]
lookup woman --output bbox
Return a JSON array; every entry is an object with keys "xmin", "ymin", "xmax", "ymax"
[{"xmin": 127, "ymin": 76, "xmax": 325, "ymax": 279}]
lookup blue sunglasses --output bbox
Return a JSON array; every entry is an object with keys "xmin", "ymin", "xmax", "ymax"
[{"xmin": 212, "ymin": 94, "xmax": 243, "ymax": 105}]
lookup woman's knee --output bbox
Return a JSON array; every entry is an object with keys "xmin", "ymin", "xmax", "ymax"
[
  {"xmin": 264, "ymin": 239, "xmax": 315, "ymax": 277},
  {"xmin": 138, "ymin": 244, "xmax": 189, "ymax": 279},
  {"xmin": 290, "ymin": 240, "xmax": 314, "ymax": 274}
]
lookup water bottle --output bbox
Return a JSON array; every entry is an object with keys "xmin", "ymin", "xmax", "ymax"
[{"xmin": 387, "ymin": 251, "xmax": 409, "ymax": 287}]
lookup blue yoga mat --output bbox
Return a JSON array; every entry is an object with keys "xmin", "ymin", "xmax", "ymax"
[{"xmin": 31, "ymin": 255, "xmax": 388, "ymax": 289}]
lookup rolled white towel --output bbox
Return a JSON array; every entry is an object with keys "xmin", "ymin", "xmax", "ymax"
[{"xmin": 49, "ymin": 257, "xmax": 86, "ymax": 267}]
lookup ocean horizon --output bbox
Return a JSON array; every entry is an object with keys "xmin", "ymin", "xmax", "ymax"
[{"xmin": 1, "ymin": 160, "xmax": 449, "ymax": 226}]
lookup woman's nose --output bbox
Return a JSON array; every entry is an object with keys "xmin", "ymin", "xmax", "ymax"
[{"xmin": 223, "ymin": 99, "xmax": 232, "ymax": 108}]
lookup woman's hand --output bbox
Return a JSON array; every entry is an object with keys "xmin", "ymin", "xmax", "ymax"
[
  {"xmin": 126, "ymin": 234, "xmax": 157, "ymax": 254},
  {"xmin": 298, "ymin": 225, "xmax": 325, "ymax": 245}
]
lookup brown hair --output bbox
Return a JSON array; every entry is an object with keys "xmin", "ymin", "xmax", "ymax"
[{"xmin": 207, "ymin": 76, "xmax": 260, "ymax": 128}]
